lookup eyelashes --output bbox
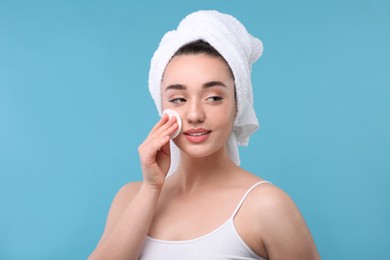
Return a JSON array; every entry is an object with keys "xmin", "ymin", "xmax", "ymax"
[
  {"xmin": 169, "ymin": 97, "xmax": 187, "ymax": 104},
  {"xmin": 206, "ymin": 96, "xmax": 223, "ymax": 102},
  {"xmin": 169, "ymin": 96, "xmax": 224, "ymax": 104}
]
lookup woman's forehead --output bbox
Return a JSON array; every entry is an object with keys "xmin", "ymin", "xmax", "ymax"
[{"xmin": 162, "ymin": 54, "xmax": 234, "ymax": 86}]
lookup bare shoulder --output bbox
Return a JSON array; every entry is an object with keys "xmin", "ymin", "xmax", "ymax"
[
  {"xmin": 249, "ymin": 182, "xmax": 298, "ymax": 216},
  {"xmin": 101, "ymin": 182, "xmax": 142, "ymax": 234},
  {"xmin": 93, "ymin": 182, "xmax": 144, "ymax": 247},
  {"xmin": 240, "ymin": 182, "xmax": 299, "ymax": 232},
  {"xmin": 244, "ymin": 183, "xmax": 320, "ymax": 259},
  {"xmin": 113, "ymin": 182, "xmax": 143, "ymax": 205}
]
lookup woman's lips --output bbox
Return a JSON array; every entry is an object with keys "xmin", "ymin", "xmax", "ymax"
[{"xmin": 183, "ymin": 128, "xmax": 212, "ymax": 143}]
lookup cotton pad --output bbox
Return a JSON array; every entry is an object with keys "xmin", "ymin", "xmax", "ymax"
[{"xmin": 162, "ymin": 109, "xmax": 182, "ymax": 138}]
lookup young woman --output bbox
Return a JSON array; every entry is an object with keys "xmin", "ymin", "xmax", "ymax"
[{"xmin": 89, "ymin": 10, "xmax": 320, "ymax": 260}]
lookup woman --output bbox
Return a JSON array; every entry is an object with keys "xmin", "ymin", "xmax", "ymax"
[{"xmin": 89, "ymin": 10, "xmax": 320, "ymax": 259}]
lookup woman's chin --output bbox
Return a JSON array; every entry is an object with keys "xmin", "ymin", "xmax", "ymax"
[{"xmin": 178, "ymin": 144, "xmax": 225, "ymax": 160}]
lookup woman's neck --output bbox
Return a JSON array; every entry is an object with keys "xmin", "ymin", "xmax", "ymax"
[{"xmin": 172, "ymin": 148, "xmax": 239, "ymax": 193}]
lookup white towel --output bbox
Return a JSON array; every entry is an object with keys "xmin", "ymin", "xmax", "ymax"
[{"xmin": 148, "ymin": 10, "xmax": 263, "ymax": 175}]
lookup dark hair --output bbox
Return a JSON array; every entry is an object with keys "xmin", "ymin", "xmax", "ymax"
[
  {"xmin": 174, "ymin": 39, "xmax": 223, "ymax": 57},
  {"xmin": 173, "ymin": 40, "xmax": 234, "ymax": 80}
]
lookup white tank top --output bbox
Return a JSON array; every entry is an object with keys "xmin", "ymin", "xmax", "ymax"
[{"xmin": 139, "ymin": 181, "xmax": 270, "ymax": 260}]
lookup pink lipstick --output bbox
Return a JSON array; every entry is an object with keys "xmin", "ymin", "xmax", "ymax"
[{"xmin": 184, "ymin": 128, "xmax": 211, "ymax": 143}]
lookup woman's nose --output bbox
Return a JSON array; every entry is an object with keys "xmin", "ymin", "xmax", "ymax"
[{"xmin": 185, "ymin": 100, "xmax": 205, "ymax": 124}]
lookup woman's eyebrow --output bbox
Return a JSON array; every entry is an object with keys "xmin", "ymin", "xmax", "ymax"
[
  {"xmin": 165, "ymin": 81, "xmax": 226, "ymax": 91},
  {"xmin": 203, "ymin": 81, "xmax": 226, "ymax": 88},
  {"xmin": 165, "ymin": 84, "xmax": 186, "ymax": 91}
]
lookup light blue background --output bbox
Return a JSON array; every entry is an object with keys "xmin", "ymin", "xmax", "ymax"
[{"xmin": 1, "ymin": 1, "xmax": 389, "ymax": 259}]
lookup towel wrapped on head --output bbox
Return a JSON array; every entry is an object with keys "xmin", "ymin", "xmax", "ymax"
[{"xmin": 148, "ymin": 10, "xmax": 264, "ymax": 175}]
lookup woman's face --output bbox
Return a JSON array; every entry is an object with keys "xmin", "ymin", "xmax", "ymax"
[{"xmin": 161, "ymin": 53, "xmax": 236, "ymax": 159}]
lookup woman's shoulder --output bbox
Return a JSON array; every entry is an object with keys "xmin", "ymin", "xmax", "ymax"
[
  {"xmin": 235, "ymin": 171, "xmax": 301, "ymax": 233},
  {"xmin": 118, "ymin": 181, "xmax": 143, "ymax": 192},
  {"xmin": 248, "ymin": 180, "xmax": 293, "ymax": 206},
  {"xmin": 104, "ymin": 181, "xmax": 144, "ymax": 220},
  {"xmin": 95, "ymin": 181, "xmax": 144, "ymax": 246},
  {"xmin": 236, "ymin": 169, "xmax": 292, "ymax": 209},
  {"xmin": 113, "ymin": 181, "xmax": 143, "ymax": 205},
  {"xmin": 241, "ymin": 177, "xmax": 299, "ymax": 224},
  {"xmin": 231, "ymin": 169, "xmax": 299, "ymax": 216},
  {"xmin": 241, "ymin": 179, "xmax": 320, "ymax": 258}
]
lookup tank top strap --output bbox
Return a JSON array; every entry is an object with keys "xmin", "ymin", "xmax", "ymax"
[{"xmin": 231, "ymin": 181, "xmax": 271, "ymax": 219}]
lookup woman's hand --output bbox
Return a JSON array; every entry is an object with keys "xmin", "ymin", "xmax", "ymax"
[{"xmin": 138, "ymin": 114, "xmax": 178, "ymax": 189}]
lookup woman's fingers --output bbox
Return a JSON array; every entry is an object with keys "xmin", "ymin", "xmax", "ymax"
[
  {"xmin": 147, "ymin": 114, "xmax": 169, "ymax": 138},
  {"xmin": 146, "ymin": 115, "xmax": 178, "ymax": 144},
  {"xmin": 151, "ymin": 122, "xmax": 178, "ymax": 154},
  {"xmin": 138, "ymin": 118, "xmax": 178, "ymax": 186},
  {"xmin": 156, "ymin": 139, "xmax": 171, "ymax": 174},
  {"xmin": 147, "ymin": 113, "xmax": 177, "ymax": 138},
  {"xmin": 139, "ymin": 118, "xmax": 178, "ymax": 165}
]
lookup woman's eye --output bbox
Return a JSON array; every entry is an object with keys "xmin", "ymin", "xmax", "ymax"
[
  {"xmin": 206, "ymin": 96, "xmax": 223, "ymax": 102},
  {"xmin": 169, "ymin": 97, "xmax": 186, "ymax": 104}
]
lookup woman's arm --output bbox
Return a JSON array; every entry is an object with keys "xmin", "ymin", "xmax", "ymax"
[
  {"xmin": 88, "ymin": 182, "xmax": 162, "ymax": 259},
  {"xmin": 251, "ymin": 185, "xmax": 320, "ymax": 259},
  {"xmin": 89, "ymin": 114, "xmax": 178, "ymax": 260}
]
